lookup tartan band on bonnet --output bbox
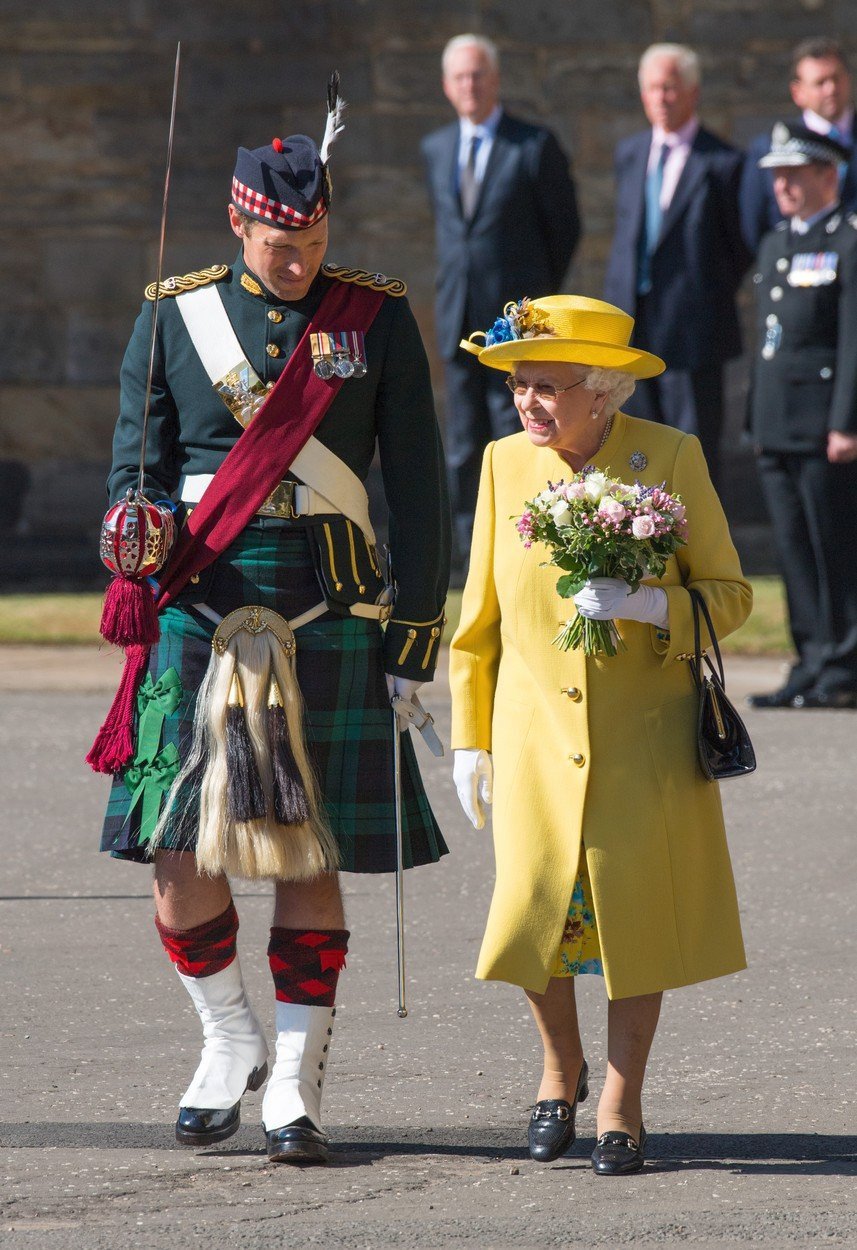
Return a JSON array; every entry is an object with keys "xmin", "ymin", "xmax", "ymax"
[{"xmin": 231, "ymin": 175, "xmax": 328, "ymax": 229}]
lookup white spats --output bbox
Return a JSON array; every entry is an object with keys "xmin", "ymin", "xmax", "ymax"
[
  {"xmin": 177, "ymin": 957, "xmax": 269, "ymax": 1111},
  {"xmin": 261, "ymin": 1002, "xmax": 336, "ymax": 1133}
]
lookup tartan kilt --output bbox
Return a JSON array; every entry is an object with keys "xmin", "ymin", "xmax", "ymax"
[{"xmin": 100, "ymin": 521, "xmax": 448, "ymax": 874}]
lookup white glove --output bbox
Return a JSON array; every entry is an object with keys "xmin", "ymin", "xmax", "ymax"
[
  {"xmin": 385, "ymin": 674, "xmax": 424, "ymax": 703},
  {"xmin": 573, "ymin": 577, "xmax": 669, "ymax": 628},
  {"xmin": 453, "ymin": 749, "xmax": 493, "ymax": 830}
]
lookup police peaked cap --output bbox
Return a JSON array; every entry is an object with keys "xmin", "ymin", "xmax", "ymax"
[
  {"xmin": 758, "ymin": 122, "xmax": 852, "ymax": 169},
  {"xmin": 232, "ymin": 135, "xmax": 331, "ymax": 230}
]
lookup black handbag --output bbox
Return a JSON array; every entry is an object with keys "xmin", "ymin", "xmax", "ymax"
[{"xmin": 688, "ymin": 588, "xmax": 757, "ymax": 781}]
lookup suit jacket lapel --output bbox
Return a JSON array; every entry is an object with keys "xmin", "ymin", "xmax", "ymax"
[
  {"xmin": 443, "ymin": 124, "xmax": 464, "ymax": 218},
  {"xmin": 627, "ymin": 133, "xmax": 650, "ymax": 244},
  {"xmin": 656, "ymin": 133, "xmax": 708, "ymax": 247},
  {"xmin": 468, "ymin": 112, "xmax": 512, "ymax": 223}
]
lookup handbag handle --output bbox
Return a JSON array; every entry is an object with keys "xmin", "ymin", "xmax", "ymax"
[{"xmin": 688, "ymin": 587, "xmax": 726, "ymax": 689}]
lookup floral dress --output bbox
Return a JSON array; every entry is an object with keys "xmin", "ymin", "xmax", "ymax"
[{"xmin": 552, "ymin": 848, "xmax": 603, "ymax": 978}]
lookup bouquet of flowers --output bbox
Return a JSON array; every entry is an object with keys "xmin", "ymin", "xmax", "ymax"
[{"xmin": 515, "ymin": 467, "xmax": 688, "ymax": 656}]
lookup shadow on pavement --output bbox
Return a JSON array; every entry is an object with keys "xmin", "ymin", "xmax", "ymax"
[{"xmin": 2, "ymin": 1123, "xmax": 855, "ymax": 1174}]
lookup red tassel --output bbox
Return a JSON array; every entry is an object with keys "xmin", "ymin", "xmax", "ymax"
[
  {"xmin": 99, "ymin": 575, "xmax": 160, "ymax": 648},
  {"xmin": 85, "ymin": 644, "xmax": 150, "ymax": 774}
]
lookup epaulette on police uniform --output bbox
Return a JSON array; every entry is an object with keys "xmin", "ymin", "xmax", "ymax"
[
  {"xmin": 144, "ymin": 265, "xmax": 229, "ymax": 301},
  {"xmin": 322, "ymin": 264, "xmax": 407, "ymax": 297}
]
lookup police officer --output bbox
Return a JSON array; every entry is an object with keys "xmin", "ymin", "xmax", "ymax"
[
  {"xmin": 95, "ymin": 100, "xmax": 451, "ymax": 1163},
  {"xmin": 748, "ymin": 123, "xmax": 857, "ymax": 708}
]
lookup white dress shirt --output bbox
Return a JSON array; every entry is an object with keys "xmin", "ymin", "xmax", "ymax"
[
  {"xmin": 458, "ymin": 105, "xmax": 503, "ymax": 187},
  {"xmin": 647, "ymin": 116, "xmax": 700, "ymax": 211},
  {"xmin": 802, "ymin": 106, "xmax": 854, "ymax": 145}
]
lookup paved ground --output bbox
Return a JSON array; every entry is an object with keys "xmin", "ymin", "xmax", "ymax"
[{"xmin": 0, "ymin": 645, "xmax": 854, "ymax": 1248}]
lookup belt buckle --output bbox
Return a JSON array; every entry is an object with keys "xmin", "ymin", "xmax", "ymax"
[{"xmin": 258, "ymin": 480, "xmax": 298, "ymax": 519}]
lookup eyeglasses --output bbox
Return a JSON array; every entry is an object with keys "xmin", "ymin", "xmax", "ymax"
[{"xmin": 505, "ymin": 376, "xmax": 586, "ymax": 401}]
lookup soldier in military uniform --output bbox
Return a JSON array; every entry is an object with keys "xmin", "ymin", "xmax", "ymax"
[
  {"xmin": 97, "ymin": 121, "xmax": 450, "ymax": 1162},
  {"xmin": 747, "ymin": 123, "xmax": 857, "ymax": 709}
]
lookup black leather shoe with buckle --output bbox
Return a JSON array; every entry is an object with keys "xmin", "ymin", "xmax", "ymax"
[
  {"xmin": 527, "ymin": 1060, "xmax": 589, "ymax": 1163},
  {"xmin": 590, "ymin": 1124, "xmax": 647, "ymax": 1175},
  {"xmin": 747, "ymin": 684, "xmax": 809, "ymax": 709},
  {"xmin": 790, "ymin": 688, "xmax": 857, "ymax": 709},
  {"xmin": 266, "ymin": 1116, "xmax": 330, "ymax": 1166}
]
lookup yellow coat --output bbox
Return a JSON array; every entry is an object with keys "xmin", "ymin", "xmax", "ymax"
[{"xmin": 449, "ymin": 412, "xmax": 751, "ymax": 1000}]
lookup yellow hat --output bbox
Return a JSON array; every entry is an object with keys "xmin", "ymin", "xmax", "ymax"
[{"xmin": 461, "ymin": 295, "xmax": 665, "ymax": 379}]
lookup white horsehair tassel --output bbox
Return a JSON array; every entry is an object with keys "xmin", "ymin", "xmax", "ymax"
[{"xmin": 319, "ymin": 70, "xmax": 346, "ymax": 165}]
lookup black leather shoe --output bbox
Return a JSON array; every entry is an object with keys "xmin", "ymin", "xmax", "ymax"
[
  {"xmin": 591, "ymin": 1124, "xmax": 647, "ymax": 1176},
  {"xmin": 527, "ymin": 1061, "xmax": 589, "ymax": 1163},
  {"xmin": 791, "ymin": 689, "xmax": 857, "ymax": 709},
  {"xmin": 175, "ymin": 1060, "xmax": 268, "ymax": 1146},
  {"xmin": 266, "ymin": 1115, "xmax": 330, "ymax": 1166},
  {"xmin": 747, "ymin": 685, "xmax": 808, "ymax": 709}
]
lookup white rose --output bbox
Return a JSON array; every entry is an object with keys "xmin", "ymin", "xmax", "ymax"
[
  {"xmin": 583, "ymin": 471, "xmax": 608, "ymax": 502},
  {"xmin": 550, "ymin": 500, "xmax": 573, "ymax": 526}
]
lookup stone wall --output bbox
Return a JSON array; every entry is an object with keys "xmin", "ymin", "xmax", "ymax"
[{"xmin": 1, "ymin": 0, "xmax": 855, "ymax": 584}]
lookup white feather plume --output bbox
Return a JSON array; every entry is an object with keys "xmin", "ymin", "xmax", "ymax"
[{"xmin": 319, "ymin": 70, "xmax": 346, "ymax": 164}]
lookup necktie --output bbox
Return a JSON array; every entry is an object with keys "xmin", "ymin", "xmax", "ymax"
[
  {"xmin": 460, "ymin": 133, "xmax": 482, "ymax": 220},
  {"xmin": 637, "ymin": 143, "xmax": 669, "ymax": 295}
]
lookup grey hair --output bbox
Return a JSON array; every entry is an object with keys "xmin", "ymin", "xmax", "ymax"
[
  {"xmin": 583, "ymin": 366, "xmax": 637, "ymax": 417},
  {"xmin": 638, "ymin": 42, "xmax": 701, "ymax": 88},
  {"xmin": 442, "ymin": 34, "xmax": 500, "ymax": 76}
]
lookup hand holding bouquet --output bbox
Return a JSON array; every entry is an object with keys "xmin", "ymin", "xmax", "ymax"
[{"xmin": 515, "ymin": 467, "xmax": 688, "ymax": 656}]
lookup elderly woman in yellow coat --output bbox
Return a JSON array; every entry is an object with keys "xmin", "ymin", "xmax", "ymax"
[{"xmin": 449, "ymin": 295, "xmax": 751, "ymax": 1175}]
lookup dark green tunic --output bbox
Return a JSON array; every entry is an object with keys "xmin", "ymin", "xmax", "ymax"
[{"xmin": 109, "ymin": 251, "xmax": 451, "ymax": 676}]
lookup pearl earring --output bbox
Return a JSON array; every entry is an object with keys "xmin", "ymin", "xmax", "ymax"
[{"xmin": 590, "ymin": 408, "xmax": 600, "ymax": 420}]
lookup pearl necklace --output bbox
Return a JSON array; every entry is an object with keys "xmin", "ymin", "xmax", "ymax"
[{"xmin": 595, "ymin": 413, "xmax": 614, "ymax": 454}]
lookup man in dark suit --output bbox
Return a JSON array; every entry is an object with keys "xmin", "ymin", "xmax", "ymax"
[
  {"xmin": 421, "ymin": 34, "xmax": 581, "ymax": 572},
  {"xmin": 746, "ymin": 123, "xmax": 857, "ymax": 709},
  {"xmin": 740, "ymin": 38, "xmax": 857, "ymax": 254},
  {"xmin": 604, "ymin": 43, "xmax": 750, "ymax": 486}
]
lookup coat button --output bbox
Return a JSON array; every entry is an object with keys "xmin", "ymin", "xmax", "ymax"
[
  {"xmin": 266, "ymin": 343, "xmax": 281, "ymax": 358},
  {"xmin": 267, "ymin": 309, "xmax": 283, "ymax": 323},
  {"xmin": 571, "ymin": 753, "xmax": 585, "ymax": 767},
  {"xmin": 561, "ymin": 687, "xmax": 582, "ymax": 701}
]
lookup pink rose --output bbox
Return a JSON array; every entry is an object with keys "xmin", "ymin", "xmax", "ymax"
[
  {"xmin": 598, "ymin": 497, "xmax": 627, "ymax": 523},
  {"xmin": 670, "ymin": 502, "xmax": 686, "ymax": 521},
  {"xmin": 632, "ymin": 514, "xmax": 656, "ymax": 538},
  {"xmin": 565, "ymin": 481, "xmax": 588, "ymax": 500}
]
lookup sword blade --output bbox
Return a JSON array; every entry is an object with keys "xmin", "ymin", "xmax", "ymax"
[
  {"xmin": 391, "ymin": 702, "xmax": 408, "ymax": 1018},
  {"xmin": 137, "ymin": 42, "xmax": 182, "ymax": 497}
]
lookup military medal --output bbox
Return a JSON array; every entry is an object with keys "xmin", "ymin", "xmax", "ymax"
[
  {"xmin": 312, "ymin": 330, "xmax": 367, "ymax": 379},
  {"xmin": 311, "ymin": 331, "xmax": 336, "ymax": 379},
  {"xmin": 350, "ymin": 330, "xmax": 367, "ymax": 377},
  {"xmin": 788, "ymin": 252, "xmax": 839, "ymax": 287}
]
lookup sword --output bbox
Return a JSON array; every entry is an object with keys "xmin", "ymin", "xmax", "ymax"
[{"xmin": 137, "ymin": 42, "xmax": 182, "ymax": 498}]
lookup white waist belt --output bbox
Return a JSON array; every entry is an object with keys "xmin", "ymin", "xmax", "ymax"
[{"xmin": 179, "ymin": 473, "xmax": 339, "ymax": 517}]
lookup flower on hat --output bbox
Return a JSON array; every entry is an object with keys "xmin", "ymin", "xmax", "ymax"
[{"xmin": 484, "ymin": 297, "xmax": 555, "ymax": 347}]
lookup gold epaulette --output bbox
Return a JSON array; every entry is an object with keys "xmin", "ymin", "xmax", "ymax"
[
  {"xmin": 322, "ymin": 264, "xmax": 407, "ymax": 297},
  {"xmin": 144, "ymin": 264, "xmax": 229, "ymax": 301}
]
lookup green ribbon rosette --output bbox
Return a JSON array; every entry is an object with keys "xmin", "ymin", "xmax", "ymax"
[{"xmin": 122, "ymin": 666, "xmax": 184, "ymax": 847}]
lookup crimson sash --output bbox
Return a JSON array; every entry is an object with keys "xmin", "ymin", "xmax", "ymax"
[{"xmin": 87, "ymin": 278, "xmax": 385, "ymax": 773}]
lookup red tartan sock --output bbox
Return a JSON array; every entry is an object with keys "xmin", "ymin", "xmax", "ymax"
[
  {"xmin": 268, "ymin": 927, "xmax": 350, "ymax": 1006},
  {"xmin": 155, "ymin": 900, "xmax": 239, "ymax": 978}
]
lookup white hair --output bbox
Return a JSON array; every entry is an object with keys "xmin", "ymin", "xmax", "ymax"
[
  {"xmin": 638, "ymin": 42, "xmax": 701, "ymax": 88},
  {"xmin": 583, "ymin": 366, "xmax": 637, "ymax": 417},
  {"xmin": 442, "ymin": 34, "xmax": 500, "ymax": 76}
]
